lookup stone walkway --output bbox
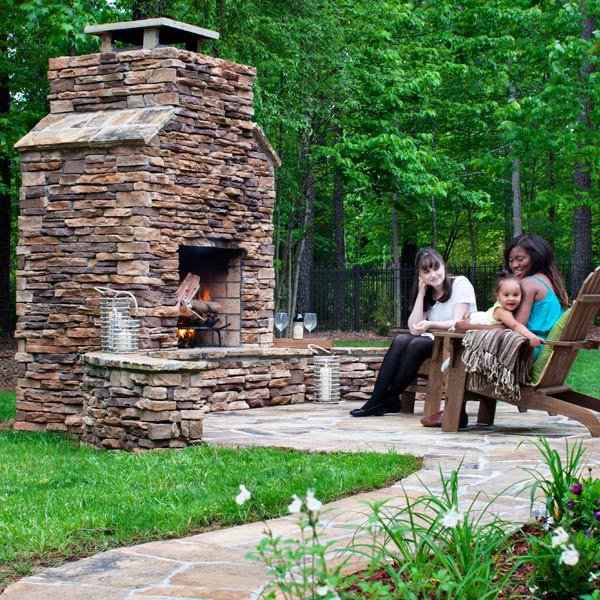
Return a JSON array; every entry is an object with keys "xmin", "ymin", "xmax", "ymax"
[{"xmin": 3, "ymin": 401, "xmax": 600, "ymax": 599}]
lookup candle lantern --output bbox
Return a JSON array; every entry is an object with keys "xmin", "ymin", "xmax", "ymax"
[
  {"xmin": 313, "ymin": 354, "xmax": 341, "ymax": 403},
  {"xmin": 96, "ymin": 287, "xmax": 140, "ymax": 353}
]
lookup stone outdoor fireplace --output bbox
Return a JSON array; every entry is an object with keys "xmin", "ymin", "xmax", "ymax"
[
  {"xmin": 13, "ymin": 18, "xmax": 387, "ymax": 449},
  {"xmin": 13, "ymin": 19, "xmax": 279, "ymax": 432}
]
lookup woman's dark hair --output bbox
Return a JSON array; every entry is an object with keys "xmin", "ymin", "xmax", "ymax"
[
  {"xmin": 411, "ymin": 247, "xmax": 453, "ymax": 311},
  {"xmin": 503, "ymin": 233, "xmax": 569, "ymax": 308}
]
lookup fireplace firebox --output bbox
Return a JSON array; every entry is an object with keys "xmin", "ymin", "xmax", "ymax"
[{"xmin": 177, "ymin": 246, "xmax": 243, "ymax": 347}]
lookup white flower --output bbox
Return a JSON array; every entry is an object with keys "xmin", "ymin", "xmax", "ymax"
[
  {"xmin": 306, "ymin": 490, "xmax": 323, "ymax": 512},
  {"xmin": 235, "ymin": 484, "xmax": 251, "ymax": 506},
  {"xmin": 441, "ymin": 505, "xmax": 464, "ymax": 529},
  {"xmin": 559, "ymin": 544, "xmax": 580, "ymax": 566},
  {"xmin": 288, "ymin": 494, "xmax": 303, "ymax": 514},
  {"xmin": 316, "ymin": 584, "xmax": 340, "ymax": 599},
  {"xmin": 551, "ymin": 526, "xmax": 570, "ymax": 548}
]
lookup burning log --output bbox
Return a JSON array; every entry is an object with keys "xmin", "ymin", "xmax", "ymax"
[
  {"xmin": 190, "ymin": 299, "xmax": 221, "ymax": 314},
  {"xmin": 177, "ymin": 273, "xmax": 222, "ymax": 333}
]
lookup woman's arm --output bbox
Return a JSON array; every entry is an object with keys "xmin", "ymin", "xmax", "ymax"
[
  {"xmin": 407, "ymin": 278, "xmax": 427, "ymax": 334},
  {"xmin": 414, "ymin": 302, "xmax": 471, "ymax": 334},
  {"xmin": 454, "ymin": 320, "xmax": 503, "ymax": 333}
]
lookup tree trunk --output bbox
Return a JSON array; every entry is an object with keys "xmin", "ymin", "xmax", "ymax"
[
  {"xmin": 391, "ymin": 204, "xmax": 402, "ymax": 326},
  {"xmin": 546, "ymin": 152, "xmax": 556, "ymax": 247},
  {"xmin": 512, "ymin": 157, "xmax": 522, "ymax": 237},
  {"xmin": 296, "ymin": 163, "xmax": 315, "ymax": 314},
  {"xmin": 508, "ymin": 78, "xmax": 523, "ymax": 237},
  {"xmin": 332, "ymin": 170, "xmax": 345, "ymax": 329},
  {"xmin": 0, "ymin": 34, "xmax": 12, "ymax": 334},
  {"xmin": 573, "ymin": 163, "xmax": 592, "ymax": 294},
  {"xmin": 572, "ymin": 1, "xmax": 595, "ymax": 295},
  {"xmin": 430, "ymin": 121, "xmax": 438, "ymax": 246}
]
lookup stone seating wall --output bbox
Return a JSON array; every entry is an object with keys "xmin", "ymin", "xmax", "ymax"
[{"xmin": 81, "ymin": 347, "xmax": 386, "ymax": 450}]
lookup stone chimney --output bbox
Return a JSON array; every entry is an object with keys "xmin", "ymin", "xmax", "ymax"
[{"xmin": 13, "ymin": 19, "xmax": 280, "ymax": 433}]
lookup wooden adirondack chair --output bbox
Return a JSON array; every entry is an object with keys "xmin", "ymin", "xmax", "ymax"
[{"xmin": 438, "ymin": 266, "xmax": 600, "ymax": 436}]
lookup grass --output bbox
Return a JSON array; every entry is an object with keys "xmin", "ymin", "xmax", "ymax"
[
  {"xmin": 0, "ymin": 431, "xmax": 421, "ymax": 590},
  {"xmin": 565, "ymin": 348, "xmax": 600, "ymax": 395},
  {"xmin": 0, "ymin": 391, "xmax": 16, "ymax": 422},
  {"xmin": 333, "ymin": 339, "xmax": 390, "ymax": 347}
]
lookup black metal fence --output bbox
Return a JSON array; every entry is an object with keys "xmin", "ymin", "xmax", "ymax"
[{"xmin": 311, "ymin": 263, "xmax": 572, "ymax": 332}]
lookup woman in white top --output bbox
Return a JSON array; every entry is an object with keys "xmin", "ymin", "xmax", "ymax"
[{"xmin": 350, "ymin": 247, "xmax": 477, "ymax": 417}]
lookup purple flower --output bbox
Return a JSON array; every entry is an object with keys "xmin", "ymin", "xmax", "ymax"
[
  {"xmin": 597, "ymin": 499, "xmax": 600, "ymax": 506},
  {"xmin": 570, "ymin": 483, "xmax": 583, "ymax": 495},
  {"xmin": 585, "ymin": 530, "xmax": 592, "ymax": 537},
  {"xmin": 567, "ymin": 500, "xmax": 575, "ymax": 508},
  {"xmin": 594, "ymin": 511, "xmax": 600, "ymax": 521}
]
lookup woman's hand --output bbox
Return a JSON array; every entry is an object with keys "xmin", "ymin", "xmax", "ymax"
[
  {"xmin": 417, "ymin": 277, "xmax": 428, "ymax": 296},
  {"xmin": 412, "ymin": 320, "xmax": 431, "ymax": 335}
]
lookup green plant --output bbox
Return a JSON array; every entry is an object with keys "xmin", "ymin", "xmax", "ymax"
[
  {"xmin": 0, "ymin": 391, "xmax": 15, "ymax": 422},
  {"xmin": 250, "ymin": 489, "xmax": 347, "ymax": 600},
  {"xmin": 519, "ymin": 436, "xmax": 586, "ymax": 523},
  {"xmin": 348, "ymin": 467, "xmax": 523, "ymax": 599},
  {"xmin": 563, "ymin": 470, "xmax": 600, "ymax": 536},
  {"xmin": 526, "ymin": 526, "xmax": 600, "ymax": 598},
  {"xmin": 252, "ymin": 463, "xmax": 527, "ymax": 599}
]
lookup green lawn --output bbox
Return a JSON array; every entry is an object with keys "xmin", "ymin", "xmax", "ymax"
[
  {"xmin": 565, "ymin": 348, "xmax": 600, "ymax": 395},
  {"xmin": 0, "ymin": 391, "xmax": 15, "ymax": 422},
  {"xmin": 0, "ymin": 430, "xmax": 420, "ymax": 590}
]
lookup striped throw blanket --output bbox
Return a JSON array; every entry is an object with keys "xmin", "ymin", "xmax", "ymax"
[{"xmin": 461, "ymin": 329, "xmax": 534, "ymax": 401}]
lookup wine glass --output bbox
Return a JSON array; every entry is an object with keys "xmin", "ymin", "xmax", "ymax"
[
  {"xmin": 303, "ymin": 313, "xmax": 317, "ymax": 337},
  {"xmin": 274, "ymin": 312, "xmax": 289, "ymax": 337}
]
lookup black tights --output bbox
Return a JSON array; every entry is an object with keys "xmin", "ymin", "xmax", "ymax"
[{"xmin": 361, "ymin": 333, "xmax": 433, "ymax": 409}]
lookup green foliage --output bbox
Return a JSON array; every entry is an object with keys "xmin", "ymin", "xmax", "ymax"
[
  {"xmin": 350, "ymin": 467, "xmax": 520, "ymax": 600},
  {"xmin": 519, "ymin": 436, "xmax": 586, "ymax": 523},
  {"xmin": 0, "ymin": 392, "xmax": 15, "ymax": 422},
  {"xmin": 4, "ymin": 0, "xmax": 600, "ymax": 322},
  {"xmin": 527, "ymin": 527, "xmax": 600, "ymax": 599}
]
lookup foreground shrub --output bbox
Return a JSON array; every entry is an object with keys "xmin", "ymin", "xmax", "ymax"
[{"xmin": 251, "ymin": 437, "xmax": 600, "ymax": 599}]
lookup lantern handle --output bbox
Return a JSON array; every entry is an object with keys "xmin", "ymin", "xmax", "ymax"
[{"xmin": 307, "ymin": 344, "xmax": 331, "ymax": 355}]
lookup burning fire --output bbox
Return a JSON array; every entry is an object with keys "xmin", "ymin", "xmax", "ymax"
[
  {"xmin": 177, "ymin": 328, "xmax": 196, "ymax": 340},
  {"xmin": 198, "ymin": 286, "xmax": 212, "ymax": 302}
]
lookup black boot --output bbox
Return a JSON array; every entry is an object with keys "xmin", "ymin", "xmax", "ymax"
[{"xmin": 349, "ymin": 398, "xmax": 385, "ymax": 417}]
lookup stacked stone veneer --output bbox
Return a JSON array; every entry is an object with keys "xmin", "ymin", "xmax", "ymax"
[
  {"xmin": 14, "ymin": 45, "xmax": 278, "ymax": 433},
  {"xmin": 82, "ymin": 347, "xmax": 387, "ymax": 450}
]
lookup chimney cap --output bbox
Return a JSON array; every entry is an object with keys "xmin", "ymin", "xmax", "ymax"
[{"xmin": 85, "ymin": 18, "xmax": 219, "ymax": 53}]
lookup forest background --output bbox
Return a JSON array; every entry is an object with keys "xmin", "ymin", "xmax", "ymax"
[{"xmin": 1, "ymin": 0, "xmax": 599, "ymax": 335}]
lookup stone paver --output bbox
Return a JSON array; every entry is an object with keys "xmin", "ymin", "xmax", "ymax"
[{"xmin": 3, "ymin": 401, "xmax": 600, "ymax": 599}]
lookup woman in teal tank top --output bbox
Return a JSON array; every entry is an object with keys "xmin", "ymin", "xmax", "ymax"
[{"xmin": 504, "ymin": 234, "xmax": 569, "ymax": 358}]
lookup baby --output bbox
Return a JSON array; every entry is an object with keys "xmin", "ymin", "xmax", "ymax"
[{"xmin": 463, "ymin": 272, "xmax": 543, "ymax": 348}]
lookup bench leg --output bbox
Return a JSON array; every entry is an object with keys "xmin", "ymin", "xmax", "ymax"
[
  {"xmin": 400, "ymin": 392, "xmax": 416, "ymax": 413},
  {"xmin": 442, "ymin": 338, "xmax": 468, "ymax": 432}
]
